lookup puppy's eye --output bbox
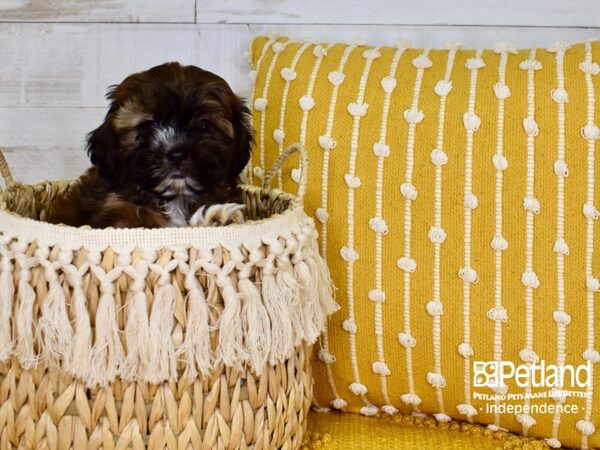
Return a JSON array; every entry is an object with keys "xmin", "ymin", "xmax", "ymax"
[{"xmin": 195, "ymin": 119, "xmax": 214, "ymax": 134}]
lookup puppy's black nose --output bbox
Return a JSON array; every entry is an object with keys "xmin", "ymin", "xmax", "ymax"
[{"xmin": 166, "ymin": 147, "xmax": 187, "ymax": 163}]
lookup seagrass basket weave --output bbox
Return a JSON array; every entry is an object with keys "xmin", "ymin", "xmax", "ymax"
[{"xmin": 0, "ymin": 144, "xmax": 338, "ymax": 450}]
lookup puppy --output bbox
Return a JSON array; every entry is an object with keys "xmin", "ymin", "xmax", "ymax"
[{"xmin": 45, "ymin": 62, "xmax": 252, "ymax": 228}]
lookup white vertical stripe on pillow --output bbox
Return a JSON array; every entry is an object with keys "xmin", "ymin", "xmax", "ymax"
[
  {"xmin": 301, "ymin": 42, "xmax": 345, "ymax": 410},
  {"xmin": 457, "ymin": 48, "xmax": 484, "ymax": 423},
  {"xmin": 579, "ymin": 39, "xmax": 599, "ymax": 450},
  {"xmin": 316, "ymin": 43, "xmax": 356, "ymax": 412},
  {"xmin": 548, "ymin": 40, "xmax": 571, "ymax": 449},
  {"xmin": 428, "ymin": 43, "xmax": 458, "ymax": 423},
  {"xmin": 489, "ymin": 41, "xmax": 516, "ymax": 431},
  {"xmin": 516, "ymin": 48, "xmax": 541, "ymax": 437},
  {"xmin": 246, "ymin": 37, "xmax": 274, "ymax": 182},
  {"xmin": 343, "ymin": 46, "xmax": 382, "ymax": 414},
  {"xmin": 255, "ymin": 39, "xmax": 291, "ymax": 181},
  {"xmin": 370, "ymin": 43, "xmax": 408, "ymax": 415},
  {"xmin": 274, "ymin": 42, "xmax": 311, "ymax": 188},
  {"xmin": 398, "ymin": 48, "xmax": 431, "ymax": 414},
  {"xmin": 318, "ymin": 44, "xmax": 355, "ymax": 261}
]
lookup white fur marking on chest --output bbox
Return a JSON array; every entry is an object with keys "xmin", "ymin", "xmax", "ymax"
[{"xmin": 164, "ymin": 197, "xmax": 188, "ymax": 227}]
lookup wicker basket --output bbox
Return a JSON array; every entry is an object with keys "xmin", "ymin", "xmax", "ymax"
[{"xmin": 0, "ymin": 144, "xmax": 338, "ymax": 449}]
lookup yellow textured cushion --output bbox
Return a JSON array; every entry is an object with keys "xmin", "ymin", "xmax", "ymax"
[
  {"xmin": 249, "ymin": 36, "xmax": 600, "ymax": 449},
  {"xmin": 305, "ymin": 411, "xmax": 549, "ymax": 449}
]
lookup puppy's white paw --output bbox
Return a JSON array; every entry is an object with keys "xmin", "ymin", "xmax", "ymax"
[{"xmin": 189, "ymin": 203, "xmax": 246, "ymax": 226}]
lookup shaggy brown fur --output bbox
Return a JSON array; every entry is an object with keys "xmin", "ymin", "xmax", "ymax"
[{"xmin": 46, "ymin": 62, "xmax": 252, "ymax": 228}]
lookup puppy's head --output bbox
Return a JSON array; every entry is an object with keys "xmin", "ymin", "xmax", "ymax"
[{"xmin": 87, "ymin": 62, "xmax": 252, "ymax": 199}]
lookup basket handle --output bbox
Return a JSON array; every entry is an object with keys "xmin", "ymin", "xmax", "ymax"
[
  {"xmin": 262, "ymin": 143, "xmax": 309, "ymax": 209},
  {"xmin": 0, "ymin": 149, "xmax": 15, "ymax": 188}
]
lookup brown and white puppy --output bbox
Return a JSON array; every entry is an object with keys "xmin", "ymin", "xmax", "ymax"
[{"xmin": 45, "ymin": 62, "xmax": 252, "ymax": 228}]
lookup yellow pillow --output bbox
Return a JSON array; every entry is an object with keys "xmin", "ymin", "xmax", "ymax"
[{"xmin": 249, "ymin": 36, "xmax": 600, "ymax": 449}]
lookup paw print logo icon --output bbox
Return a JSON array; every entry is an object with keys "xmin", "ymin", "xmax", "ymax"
[{"xmin": 473, "ymin": 361, "xmax": 500, "ymax": 388}]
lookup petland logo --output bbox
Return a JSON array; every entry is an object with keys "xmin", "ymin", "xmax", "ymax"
[{"xmin": 473, "ymin": 360, "xmax": 592, "ymax": 389}]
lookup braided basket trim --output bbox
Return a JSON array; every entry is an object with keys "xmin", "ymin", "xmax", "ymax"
[{"xmin": 0, "ymin": 187, "xmax": 306, "ymax": 252}]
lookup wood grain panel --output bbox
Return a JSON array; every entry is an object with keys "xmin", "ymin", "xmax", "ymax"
[
  {"xmin": 0, "ymin": 0, "xmax": 195, "ymax": 23},
  {"xmin": 197, "ymin": 0, "xmax": 600, "ymax": 27},
  {"xmin": 0, "ymin": 24, "xmax": 201, "ymax": 107},
  {"xmin": 0, "ymin": 107, "xmax": 103, "ymax": 183},
  {"xmin": 0, "ymin": 106, "xmax": 104, "ymax": 148},
  {"xmin": 0, "ymin": 146, "xmax": 89, "ymax": 185}
]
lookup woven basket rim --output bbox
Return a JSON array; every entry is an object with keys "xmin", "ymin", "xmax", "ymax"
[{"xmin": 0, "ymin": 181, "xmax": 306, "ymax": 251}]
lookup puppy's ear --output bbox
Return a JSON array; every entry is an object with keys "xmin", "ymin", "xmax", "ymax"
[
  {"xmin": 87, "ymin": 86, "xmax": 122, "ymax": 180},
  {"xmin": 229, "ymin": 97, "xmax": 253, "ymax": 181},
  {"xmin": 86, "ymin": 114, "xmax": 118, "ymax": 180}
]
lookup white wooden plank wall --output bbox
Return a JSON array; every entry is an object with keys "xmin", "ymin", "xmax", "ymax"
[{"xmin": 1, "ymin": 0, "xmax": 598, "ymax": 184}]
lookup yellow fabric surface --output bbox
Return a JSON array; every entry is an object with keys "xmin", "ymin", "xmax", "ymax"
[
  {"xmin": 249, "ymin": 36, "xmax": 600, "ymax": 449},
  {"xmin": 305, "ymin": 411, "xmax": 550, "ymax": 449}
]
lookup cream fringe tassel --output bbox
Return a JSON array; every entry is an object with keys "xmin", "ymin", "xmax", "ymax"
[
  {"xmin": 15, "ymin": 272, "xmax": 36, "ymax": 368},
  {"xmin": 0, "ymin": 231, "xmax": 337, "ymax": 387},
  {"xmin": 295, "ymin": 258, "xmax": 325, "ymax": 342},
  {"xmin": 263, "ymin": 261, "xmax": 294, "ymax": 364},
  {"xmin": 147, "ymin": 283, "xmax": 177, "ymax": 383},
  {"xmin": 278, "ymin": 266, "xmax": 304, "ymax": 344},
  {"xmin": 124, "ymin": 290, "xmax": 150, "ymax": 380},
  {"xmin": 37, "ymin": 265, "xmax": 73, "ymax": 368},
  {"xmin": 181, "ymin": 263, "xmax": 213, "ymax": 378},
  {"xmin": 0, "ymin": 248, "xmax": 14, "ymax": 362},
  {"xmin": 239, "ymin": 275, "xmax": 272, "ymax": 373},
  {"xmin": 89, "ymin": 267, "xmax": 126, "ymax": 387},
  {"xmin": 68, "ymin": 279, "xmax": 92, "ymax": 379},
  {"xmin": 218, "ymin": 271, "xmax": 249, "ymax": 369}
]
